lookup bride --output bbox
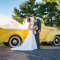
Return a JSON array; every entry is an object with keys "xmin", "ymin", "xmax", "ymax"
[{"xmin": 11, "ymin": 18, "xmax": 37, "ymax": 51}]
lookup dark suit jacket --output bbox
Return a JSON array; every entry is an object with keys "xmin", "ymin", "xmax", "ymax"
[{"xmin": 34, "ymin": 18, "xmax": 41, "ymax": 31}]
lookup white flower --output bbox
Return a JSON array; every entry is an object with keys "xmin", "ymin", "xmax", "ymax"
[{"xmin": 34, "ymin": 20, "xmax": 37, "ymax": 22}]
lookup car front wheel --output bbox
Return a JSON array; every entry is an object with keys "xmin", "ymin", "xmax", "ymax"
[
  {"xmin": 9, "ymin": 36, "xmax": 21, "ymax": 47},
  {"xmin": 53, "ymin": 36, "xmax": 60, "ymax": 46}
]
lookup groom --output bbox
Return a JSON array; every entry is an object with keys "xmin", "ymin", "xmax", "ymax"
[{"xmin": 32, "ymin": 13, "xmax": 41, "ymax": 49}]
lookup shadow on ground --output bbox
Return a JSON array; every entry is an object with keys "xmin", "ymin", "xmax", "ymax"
[
  {"xmin": 0, "ymin": 44, "xmax": 60, "ymax": 60},
  {"xmin": 24, "ymin": 49, "xmax": 60, "ymax": 60}
]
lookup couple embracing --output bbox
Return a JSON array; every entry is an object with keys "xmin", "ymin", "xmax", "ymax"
[{"xmin": 11, "ymin": 14, "xmax": 41, "ymax": 51}]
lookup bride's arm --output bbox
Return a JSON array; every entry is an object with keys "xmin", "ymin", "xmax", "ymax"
[{"xmin": 28, "ymin": 23, "xmax": 33, "ymax": 30}]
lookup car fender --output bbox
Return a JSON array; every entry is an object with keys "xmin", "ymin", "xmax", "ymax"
[
  {"xmin": 45, "ymin": 30, "xmax": 60, "ymax": 42},
  {"xmin": 0, "ymin": 31, "xmax": 23, "ymax": 43}
]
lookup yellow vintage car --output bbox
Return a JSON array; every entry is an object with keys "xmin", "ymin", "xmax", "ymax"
[{"xmin": 0, "ymin": 15, "xmax": 60, "ymax": 47}]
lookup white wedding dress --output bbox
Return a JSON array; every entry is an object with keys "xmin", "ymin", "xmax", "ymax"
[{"xmin": 11, "ymin": 23, "xmax": 37, "ymax": 51}]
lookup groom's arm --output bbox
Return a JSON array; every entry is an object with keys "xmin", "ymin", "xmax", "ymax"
[{"xmin": 38, "ymin": 19, "xmax": 41, "ymax": 31}]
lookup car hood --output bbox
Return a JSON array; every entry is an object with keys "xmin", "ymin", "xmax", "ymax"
[{"xmin": 46, "ymin": 26, "xmax": 57, "ymax": 32}]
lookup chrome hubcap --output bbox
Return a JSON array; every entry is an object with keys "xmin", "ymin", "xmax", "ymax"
[
  {"xmin": 13, "ymin": 40, "xmax": 17, "ymax": 44},
  {"xmin": 55, "ymin": 39, "xmax": 59, "ymax": 42}
]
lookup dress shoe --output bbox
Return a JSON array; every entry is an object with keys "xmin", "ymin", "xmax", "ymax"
[{"xmin": 37, "ymin": 47, "xmax": 40, "ymax": 49}]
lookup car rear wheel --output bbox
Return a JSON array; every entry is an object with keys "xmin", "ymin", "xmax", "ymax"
[
  {"xmin": 9, "ymin": 36, "xmax": 21, "ymax": 47},
  {"xmin": 53, "ymin": 36, "xmax": 60, "ymax": 46}
]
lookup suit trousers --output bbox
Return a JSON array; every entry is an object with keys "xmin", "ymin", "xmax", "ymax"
[{"xmin": 35, "ymin": 31, "xmax": 40, "ymax": 48}]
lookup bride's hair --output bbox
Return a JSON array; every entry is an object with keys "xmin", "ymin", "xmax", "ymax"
[{"xmin": 27, "ymin": 18, "xmax": 31, "ymax": 22}]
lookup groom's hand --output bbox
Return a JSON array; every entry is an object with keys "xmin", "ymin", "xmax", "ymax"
[{"xmin": 38, "ymin": 30, "xmax": 40, "ymax": 33}]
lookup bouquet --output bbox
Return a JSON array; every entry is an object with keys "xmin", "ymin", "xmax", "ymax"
[
  {"xmin": 33, "ymin": 25, "xmax": 38, "ymax": 30},
  {"xmin": 33, "ymin": 25, "xmax": 38, "ymax": 34}
]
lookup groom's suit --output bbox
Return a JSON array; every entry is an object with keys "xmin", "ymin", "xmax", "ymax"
[{"xmin": 34, "ymin": 18, "xmax": 41, "ymax": 49}]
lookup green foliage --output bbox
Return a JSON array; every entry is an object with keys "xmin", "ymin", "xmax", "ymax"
[
  {"xmin": 44, "ymin": 2, "xmax": 57, "ymax": 26},
  {"xmin": 12, "ymin": 0, "xmax": 36, "ymax": 24},
  {"xmin": 36, "ymin": 3, "xmax": 47, "ymax": 18},
  {"xmin": 12, "ymin": 0, "xmax": 60, "ymax": 27},
  {"xmin": 54, "ymin": 10, "xmax": 60, "ymax": 28}
]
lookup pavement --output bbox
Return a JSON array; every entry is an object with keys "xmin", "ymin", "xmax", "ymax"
[{"xmin": 0, "ymin": 44, "xmax": 60, "ymax": 60}]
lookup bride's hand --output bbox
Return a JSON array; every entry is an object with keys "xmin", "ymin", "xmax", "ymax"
[
  {"xmin": 30, "ymin": 28, "xmax": 34, "ymax": 31},
  {"xmin": 29, "ymin": 28, "xmax": 34, "ymax": 31}
]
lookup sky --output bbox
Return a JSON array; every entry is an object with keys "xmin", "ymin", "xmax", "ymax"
[{"xmin": 0, "ymin": 0, "xmax": 42, "ymax": 18}]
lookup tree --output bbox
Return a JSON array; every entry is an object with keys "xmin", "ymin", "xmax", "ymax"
[
  {"xmin": 36, "ymin": 3, "xmax": 47, "ymax": 18},
  {"xmin": 45, "ymin": 2, "xmax": 57, "ymax": 26},
  {"xmin": 56, "ymin": 1, "xmax": 60, "ymax": 10},
  {"xmin": 12, "ymin": 0, "xmax": 36, "ymax": 23},
  {"xmin": 42, "ymin": 0, "xmax": 60, "ymax": 27},
  {"xmin": 36, "ymin": 1, "xmax": 57, "ymax": 26},
  {"xmin": 12, "ymin": 0, "xmax": 60, "ymax": 27},
  {"xmin": 12, "ymin": 8, "xmax": 23, "ymax": 23},
  {"xmin": 54, "ymin": 10, "xmax": 60, "ymax": 28}
]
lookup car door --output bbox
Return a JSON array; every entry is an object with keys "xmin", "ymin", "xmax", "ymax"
[{"xmin": 40, "ymin": 24, "xmax": 45, "ymax": 40}]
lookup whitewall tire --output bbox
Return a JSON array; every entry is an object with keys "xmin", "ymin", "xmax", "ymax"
[
  {"xmin": 9, "ymin": 36, "xmax": 21, "ymax": 47},
  {"xmin": 53, "ymin": 36, "xmax": 60, "ymax": 46}
]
